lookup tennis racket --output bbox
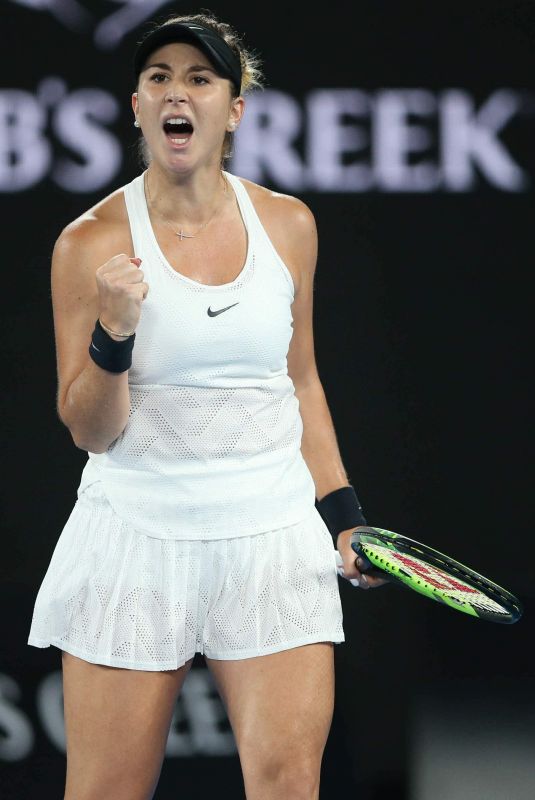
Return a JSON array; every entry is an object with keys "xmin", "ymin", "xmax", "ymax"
[{"xmin": 335, "ymin": 526, "xmax": 522, "ymax": 624}]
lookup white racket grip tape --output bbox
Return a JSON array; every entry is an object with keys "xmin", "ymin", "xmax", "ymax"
[{"xmin": 335, "ymin": 551, "xmax": 360, "ymax": 586}]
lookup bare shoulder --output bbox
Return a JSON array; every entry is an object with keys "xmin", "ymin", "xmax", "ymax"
[
  {"xmin": 235, "ymin": 176, "xmax": 318, "ymax": 293},
  {"xmin": 238, "ymin": 176, "xmax": 317, "ymax": 236},
  {"xmin": 52, "ymin": 184, "xmax": 133, "ymax": 282}
]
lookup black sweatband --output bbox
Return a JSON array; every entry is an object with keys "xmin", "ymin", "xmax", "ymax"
[
  {"xmin": 315, "ymin": 486, "xmax": 367, "ymax": 540},
  {"xmin": 88, "ymin": 319, "xmax": 135, "ymax": 374}
]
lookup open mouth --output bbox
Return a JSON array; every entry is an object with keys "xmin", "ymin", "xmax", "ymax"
[{"xmin": 163, "ymin": 117, "xmax": 194, "ymax": 145}]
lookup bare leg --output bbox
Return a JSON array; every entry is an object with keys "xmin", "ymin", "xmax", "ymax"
[
  {"xmin": 62, "ymin": 651, "xmax": 193, "ymax": 800},
  {"xmin": 206, "ymin": 643, "xmax": 334, "ymax": 800}
]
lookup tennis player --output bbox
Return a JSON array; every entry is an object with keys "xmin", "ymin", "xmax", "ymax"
[{"xmin": 28, "ymin": 12, "xmax": 386, "ymax": 800}]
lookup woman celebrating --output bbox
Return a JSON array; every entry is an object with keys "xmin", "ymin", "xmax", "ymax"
[{"xmin": 28, "ymin": 12, "xmax": 385, "ymax": 800}]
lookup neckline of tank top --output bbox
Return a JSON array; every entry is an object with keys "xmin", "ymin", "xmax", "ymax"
[{"xmin": 138, "ymin": 169, "xmax": 254, "ymax": 291}]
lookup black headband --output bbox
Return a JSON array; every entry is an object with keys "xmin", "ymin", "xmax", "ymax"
[{"xmin": 133, "ymin": 22, "xmax": 242, "ymax": 94}]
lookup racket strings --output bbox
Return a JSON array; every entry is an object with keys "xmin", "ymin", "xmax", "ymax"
[{"xmin": 365, "ymin": 544, "xmax": 511, "ymax": 616}]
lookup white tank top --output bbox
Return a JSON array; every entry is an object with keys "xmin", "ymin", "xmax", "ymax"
[{"xmin": 78, "ymin": 170, "xmax": 316, "ymax": 539}]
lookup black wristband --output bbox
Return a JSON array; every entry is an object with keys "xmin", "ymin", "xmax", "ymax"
[
  {"xmin": 88, "ymin": 319, "xmax": 135, "ymax": 374},
  {"xmin": 315, "ymin": 486, "xmax": 367, "ymax": 540}
]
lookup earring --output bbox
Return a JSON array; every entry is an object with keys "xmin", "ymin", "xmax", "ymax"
[
  {"xmin": 228, "ymin": 122, "xmax": 236, "ymax": 131},
  {"xmin": 134, "ymin": 119, "xmax": 140, "ymax": 128}
]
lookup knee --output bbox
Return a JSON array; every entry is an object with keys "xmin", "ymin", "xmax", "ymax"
[
  {"xmin": 278, "ymin": 760, "xmax": 321, "ymax": 799},
  {"xmin": 243, "ymin": 752, "xmax": 321, "ymax": 799}
]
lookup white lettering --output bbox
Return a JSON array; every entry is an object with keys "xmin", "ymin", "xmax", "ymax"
[
  {"xmin": 0, "ymin": 673, "xmax": 34, "ymax": 761},
  {"xmin": 232, "ymin": 88, "xmax": 528, "ymax": 193},
  {"xmin": 374, "ymin": 89, "xmax": 441, "ymax": 191},
  {"xmin": 307, "ymin": 89, "xmax": 373, "ymax": 191},
  {"xmin": 0, "ymin": 81, "xmax": 528, "ymax": 194},
  {"xmin": 166, "ymin": 696, "xmax": 195, "ymax": 757},
  {"xmin": 0, "ymin": 90, "xmax": 51, "ymax": 191},
  {"xmin": 177, "ymin": 670, "xmax": 236, "ymax": 756},
  {"xmin": 440, "ymin": 89, "xmax": 528, "ymax": 191},
  {"xmin": 36, "ymin": 671, "xmax": 66, "ymax": 752},
  {"xmin": 0, "ymin": 666, "xmax": 236, "ymax": 761},
  {"xmin": 52, "ymin": 88, "xmax": 122, "ymax": 192},
  {"xmin": 94, "ymin": 1, "xmax": 173, "ymax": 50},
  {"xmin": 233, "ymin": 90, "xmax": 304, "ymax": 188},
  {"xmin": 8, "ymin": 0, "xmax": 92, "ymax": 32}
]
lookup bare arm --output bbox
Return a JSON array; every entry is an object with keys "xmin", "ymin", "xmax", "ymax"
[
  {"xmin": 270, "ymin": 195, "xmax": 386, "ymax": 588},
  {"xmin": 52, "ymin": 218, "xmax": 146, "ymax": 453},
  {"xmin": 270, "ymin": 197, "xmax": 350, "ymax": 497}
]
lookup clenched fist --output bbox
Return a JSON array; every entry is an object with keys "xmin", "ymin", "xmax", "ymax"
[{"xmin": 96, "ymin": 254, "xmax": 149, "ymax": 336}]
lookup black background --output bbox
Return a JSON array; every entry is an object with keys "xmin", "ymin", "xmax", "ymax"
[{"xmin": 1, "ymin": 1, "xmax": 534, "ymax": 798}]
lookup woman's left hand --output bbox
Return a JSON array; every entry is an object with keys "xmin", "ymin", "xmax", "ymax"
[{"xmin": 336, "ymin": 527, "xmax": 390, "ymax": 589}]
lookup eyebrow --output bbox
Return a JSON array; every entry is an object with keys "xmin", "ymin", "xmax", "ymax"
[{"xmin": 143, "ymin": 62, "xmax": 216, "ymax": 75}]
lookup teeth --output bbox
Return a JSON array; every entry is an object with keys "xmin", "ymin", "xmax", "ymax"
[
  {"xmin": 166, "ymin": 117, "xmax": 189, "ymax": 125},
  {"xmin": 170, "ymin": 138, "xmax": 188, "ymax": 144}
]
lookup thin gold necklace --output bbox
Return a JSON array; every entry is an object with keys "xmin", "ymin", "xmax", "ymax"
[{"xmin": 145, "ymin": 172, "xmax": 228, "ymax": 241}]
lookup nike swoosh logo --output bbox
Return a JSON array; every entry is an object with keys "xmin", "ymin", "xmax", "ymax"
[{"xmin": 207, "ymin": 302, "xmax": 240, "ymax": 317}]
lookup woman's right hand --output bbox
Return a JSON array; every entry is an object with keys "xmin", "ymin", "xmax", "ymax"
[{"xmin": 96, "ymin": 254, "xmax": 149, "ymax": 335}]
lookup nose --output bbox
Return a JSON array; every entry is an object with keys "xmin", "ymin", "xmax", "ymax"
[{"xmin": 165, "ymin": 80, "xmax": 188, "ymax": 103}]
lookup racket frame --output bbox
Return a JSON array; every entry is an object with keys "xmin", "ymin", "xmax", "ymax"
[{"xmin": 350, "ymin": 526, "xmax": 523, "ymax": 624}]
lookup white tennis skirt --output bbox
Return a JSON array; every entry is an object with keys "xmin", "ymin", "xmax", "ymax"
[{"xmin": 27, "ymin": 482, "xmax": 345, "ymax": 671}]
